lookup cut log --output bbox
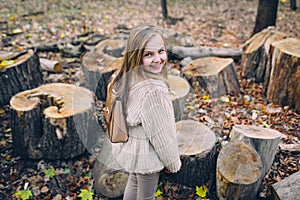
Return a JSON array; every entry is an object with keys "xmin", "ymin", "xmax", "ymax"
[
  {"xmin": 39, "ymin": 58, "xmax": 62, "ymax": 73},
  {"xmin": 265, "ymin": 37, "xmax": 300, "ymax": 111},
  {"xmin": 182, "ymin": 57, "xmax": 240, "ymax": 98},
  {"xmin": 168, "ymin": 120, "xmax": 217, "ymax": 188},
  {"xmin": 241, "ymin": 27, "xmax": 286, "ymax": 83},
  {"xmin": 10, "ymin": 83, "xmax": 103, "ymax": 159},
  {"xmin": 167, "ymin": 75, "xmax": 190, "ymax": 121},
  {"xmin": 271, "ymin": 171, "xmax": 300, "ymax": 200},
  {"xmin": 170, "ymin": 46, "xmax": 242, "ymax": 61},
  {"xmin": 216, "ymin": 141, "xmax": 262, "ymax": 200},
  {"xmin": 93, "ymin": 136, "xmax": 128, "ymax": 198},
  {"xmin": 0, "ymin": 49, "xmax": 44, "ymax": 106},
  {"xmin": 230, "ymin": 125, "xmax": 282, "ymax": 177}
]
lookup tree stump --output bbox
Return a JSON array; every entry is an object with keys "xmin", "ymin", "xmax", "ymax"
[
  {"xmin": 229, "ymin": 125, "xmax": 282, "ymax": 177},
  {"xmin": 93, "ymin": 136, "xmax": 128, "ymax": 198},
  {"xmin": 271, "ymin": 171, "xmax": 300, "ymax": 200},
  {"xmin": 241, "ymin": 27, "xmax": 286, "ymax": 83},
  {"xmin": 168, "ymin": 120, "xmax": 217, "ymax": 188},
  {"xmin": 167, "ymin": 75, "xmax": 190, "ymax": 121},
  {"xmin": 182, "ymin": 57, "xmax": 240, "ymax": 98},
  {"xmin": 265, "ymin": 38, "xmax": 300, "ymax": 111},
  {"xmin": 216, "ymin": 141, "xmax": 262, "ymax": 200},
  {"xmin": 0, "ymin": 49, "xmax": 43, "ymax": 106},
  {"xmin": 10, "ymin": 83, "xmax": 103, "ymax": 159},
  {"xmin": 81, "ymin": 39, "xmax": 124, "ymax": 93}
]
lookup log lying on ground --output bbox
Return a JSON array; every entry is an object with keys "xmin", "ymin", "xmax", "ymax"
[
  {"xmin": 230, "ymin": 125, "xmax": 282, "ymax": 177},
  {"xmin": 241, "ymin": 27, "xmax": 286, "ymax": 83},
  {"xmin": 39, "ymin": 58, "xmax": 62, "ymax": 73},
  {"xmin": 10, "ymin": 83, "xmax": 103, "ymax": 159},
  {"xmin": 170, "ymin": 46, "xmax": 242, "ymax": 61},
  {"xmin": 0, "ymin": 49, "xmax": 43, "ymax": 106},
  {"xmin": 93, "ymin": 136, "xmax": 128, "ymax": 198},
  {"xmin": 265, "ymin": 38, "xmax": 300, "ymax": 111},
  {"xmin": 271, "ymin": 171, "xmax": 300, "ymax": 200},
  {"xmin": 167, "ymin": 75, "xmax": 190, "ymax": 121},
  {"xmin": 168, "ymin": 120, "xmax": 217, "ymax": 188},
  {"xmin": 182, "ymin": 57, "xmax": 240, "ymax": 98},
  {"xmin": 216, "ymin": 141, "xmax": 262, "ymax": 200}
]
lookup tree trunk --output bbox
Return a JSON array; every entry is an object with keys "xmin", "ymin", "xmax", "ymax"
[
  {"xmin": 290, "ymin": 0, "xmax": 297, "ymax": 11},
  {"xmin": 252, "ymin": 0, "xmax": 278, "ymax": 35},
  {"xmin": 168, "ymin": 120, "xmax": 217, "ymax": 189},
  {"xmin": 182, "ymin": 57, "xmax": 240, "ymax": 98},
  {"xmin": 271, "ymin": 171, "xmax": 300, "ymax": 200},
  {"xmin": 241, "ymin": 27, "xmax": 286, "ymax": 83},
  {"xmin": 265, "ymin": 38, "xmax": 300, "ymax": 111},
  {"xmin": 10, "ymin": 83, "xmax": 103, "ymax": 159},
  {"xmin": 230, "ymin": 125, "xmax": 282, "ymax": 177},
  {"xmin": 161, "ymin": 0, "xmax": 168, "ymax": 19},
  {"xmin": 167, "ymin": 75, "xmax": 190, "ymax": 122},
  {"xmin": 0, "ymin": 49, "xmax": 44, "ymax": 106},
  {"xmin": 216, "ymin": 141, "xmax": 262, "ymax": 200}
]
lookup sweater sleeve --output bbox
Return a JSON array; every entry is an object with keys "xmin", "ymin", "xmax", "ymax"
[{"xmin": 141, "ymin": 87, "xmax": 181, "ymax": 173}]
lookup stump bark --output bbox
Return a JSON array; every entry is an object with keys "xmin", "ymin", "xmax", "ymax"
[
  {"xmin": 182, "ymin": 57, "xmax": 240, "ymax": 98},
  {"xmin": 271, "ymin": 171, "xmax": 300, "ymax": 200},
  {"xmin": 230, "ymin": 125, "xmax": 282, "ymax": 177},
  {"xmin": 0, "ymin": 49, "xmax": 43, "ymax": 106},
  {"xmin": 167, "ymin": 75, "xmax": 190, "ymax": 121},
  {"xmin": 168, "ymin": 120, "xmax": 217, "ymax": 188},
  {"xmin": 10, "ymin": 83, "xmax": 103, "ymax": 159},
  {"xmin": 265, "ymin": 38, "xmax": 300, "ymax": 111},
  {"xmin": 241, "ymin": 27, "xmax": 286, "ymax": 83},
  {"xmin": 216, "ymin": 141, "xmax": 262, "ymax": 200}
]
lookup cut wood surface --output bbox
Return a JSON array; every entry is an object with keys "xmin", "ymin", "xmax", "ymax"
[
  {"xmin": 10, "ymin": 83, "xmax": 103, "ymax": 159},
  {"xmin": 182, "ymin": 57, "xmax": 240, "ymax": 98},
  {"xmin": 39, "ymin": 58, "xmax": 62, "ymax": 73},
  {"xmin": 230, "ymin": 125, "xmax": 282, "ymax": 177},
  {"xmin": 168, "ymin": 120, "xmax": 217, "ymax": 188},
  {"xmin": 241, "ymin": 27, "xmax": 286, "ymax": 83},
  {"xmin": 167, "ymin": 75, "xmax": 190, "ymax": 121},
  {"xmin": 265, "ymin": 37, "xmax": 300, "ymax": 111},
  {"xmin": 0, "ymin": 49, "xmax": 44, "ymax": 106},
  {"xmin": 271, "ymin": 171, "xmax": 300, "ymax": 200},
  {"xmin": 216, "ymin": 141, "xmax": 262, "ymax": 200}
]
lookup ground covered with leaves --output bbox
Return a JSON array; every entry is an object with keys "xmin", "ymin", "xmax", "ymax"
[{"xmin": 1, "ymin": 0, "xmax": 300, "ymax": 199}]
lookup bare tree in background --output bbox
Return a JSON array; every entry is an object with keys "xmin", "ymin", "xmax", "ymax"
[
  {"xmin": 252, "ymin": 0, "xmax": 278, "ymax": 35},
  {"xmin": 161, "ymin": 0, "xmax": 168, "ymax": 19}
]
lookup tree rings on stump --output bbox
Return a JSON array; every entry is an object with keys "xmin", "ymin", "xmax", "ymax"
[
  {"xmin": 216, "ymin": 141, "xmax": 262, "ymax": 200},
  {"xmin": 10, "ymin": 83, "xmax": 102, "ymax": 159},
  {"xmin": 167, "ymin": 75, "xmax": 190, "ymax": 121},
  {"xmin": 265, "ymin": 37, "xmax": 300, "ymax": 111},
  {"xmin": 168, "ymin": 120, "xmax": 217, "ymax": 188},
  {"xmin": 182, "ymin": 57, "xmax": 240, "ymax": 98},
  {"xmin": 0, "ymin": 49, "xmax": 43, "ymax": 106}
]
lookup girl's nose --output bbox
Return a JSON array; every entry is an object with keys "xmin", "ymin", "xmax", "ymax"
[{"xmin": 153, "ymin": 53, "xmax": 161, "ymax": 63}]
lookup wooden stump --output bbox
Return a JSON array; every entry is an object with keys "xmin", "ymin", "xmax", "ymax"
[
  {"xmin": 93, "ymin": 136, "xmax": 128, "ymax": 198},
  {"xmin": 0, "ymin": 49, "xmax": 44, "ymax": 106},
  {"xmin": 271, "ymin": 171, "xmax": 300, "ymax": 200},
  {"xmin": 39, "ymin": 58, "xmax": 62, "ymax": 73},
  {"xmin": 81, "ymin": 39, "xmax": 124, "ymax": 92},
  {"xmin": 230, "ymin": 125, "xmax": 282, "ymax": 177},
  {"xmin": 241, "ymin": 27, "xmax": 286, "ymax": 83},
  {"xmin": 10, "ymin": 83, "xmax": 103, "ymax": 159},
  {"xmin": 167, "ymin": 75, "xmax": 190, "ymax": 121},
  {"xmin": 216, "ymin": 141, "xmax": 262, "ymax": 200},
  {"xmin": 168, "ymin": 120, "xmax": 217, "ymax": 188},
  {"xmin": 265, "ymin": 38, "xmax": 300, "ymax": 111},
  {"xmin": 182, "ymin": 57, "xmax": 240, "ymax": 98}
]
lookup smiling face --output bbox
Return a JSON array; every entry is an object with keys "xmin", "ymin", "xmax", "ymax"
[{"xmin": 142, "ymin": 34, "xmax": 167, "ymax": 74}]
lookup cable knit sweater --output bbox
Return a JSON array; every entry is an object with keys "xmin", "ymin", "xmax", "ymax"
[{"xmin": 110, "ymin": 78, "xmax": 182, "ymax": 174}]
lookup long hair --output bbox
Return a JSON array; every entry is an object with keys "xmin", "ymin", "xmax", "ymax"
[{"xmin": 110, "ymin": 25, "xmax": 168, "ymax": 101}]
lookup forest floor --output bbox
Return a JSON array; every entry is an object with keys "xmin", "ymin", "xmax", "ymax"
[{"xmin": 0, "ymin": 0, "xmax": 300, "ymax": 199}]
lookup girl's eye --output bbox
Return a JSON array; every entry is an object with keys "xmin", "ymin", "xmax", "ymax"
[{"xmin": 144, "ymin": 52, "xmax": 152, "ymax": 57}]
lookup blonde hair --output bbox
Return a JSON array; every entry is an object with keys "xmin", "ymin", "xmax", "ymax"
[{"xmin": 110, "ymin": 25, "xmax": 168, "ymax": 99}]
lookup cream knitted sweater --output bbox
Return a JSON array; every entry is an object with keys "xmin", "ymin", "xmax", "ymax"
[{"xmin": 110, "ymin": 78, "xmax": 182, "ymax": 174}]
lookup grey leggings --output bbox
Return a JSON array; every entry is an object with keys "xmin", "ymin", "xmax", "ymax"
[{"xmin": 123, "ymin": 172, "xmax": 160, "ymax": 200}]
